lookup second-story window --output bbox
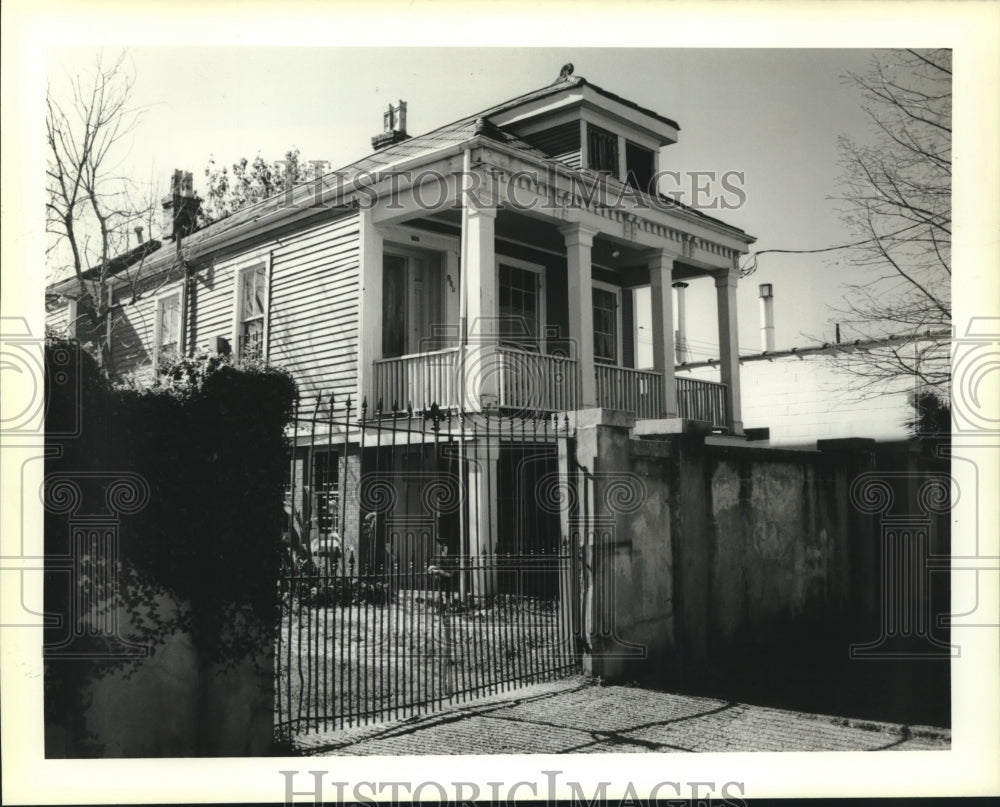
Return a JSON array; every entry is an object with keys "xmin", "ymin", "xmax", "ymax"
[
  {"xmin": 499, "ymin": 263, "xmax": 542, "ymax": 351},
  {"xmin": 238, "ymin": 264, "xmax": 267, "ymax": 361},
  {"xmin": 625, "ymin": 141, "xmax": 655, "ymax": 194},
  {"xmin": 381, "ymin": 248, "xmax": 444, "ymax": 358},
  {"xmin": 156, "ymin": 292, "xmax": 182, "ymax": 360},
  {"xmin": 592, "ymin": 285, "xmax": 619, "ymax": 365},
  {"xmin": 587, "ymin": 124, "xmax": 619, "ymax": 178}
]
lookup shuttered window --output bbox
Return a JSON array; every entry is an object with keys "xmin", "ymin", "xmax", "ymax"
[
  {"xmin": 238, "ymin": 264, "xmax": 267, "ymax": 361},
  {"xmin": 156, "ymin": 293, "xmax": 182, "ymax": 356},
  {"xmin": 587, "ymin": 124, "xmax": 619, "ymax": 178}
]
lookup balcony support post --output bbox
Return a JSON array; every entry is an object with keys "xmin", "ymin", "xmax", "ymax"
[
  {"xmin": 713, "ymin": 262, "xmax": 744, "ymax": 435},
  {"xmin": 648, "ymin": 249, "xmax": 678, "ymax": 418},
  {"xmin": 560, "ymin": 223, "xmax": 598, "ymax": 409},
  {"xmin": 462, "ymin": 187, "xmax": 498, "ymax": 410}
]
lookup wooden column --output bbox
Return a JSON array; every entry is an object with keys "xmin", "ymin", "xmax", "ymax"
[
  {"xmin": 560, "ymin": 223, "xmax": 598, "ymax": 409},
  {"xmin": 714, "ymin": 264, "xmax": 744, "ymax": 435},
  {"xmin": 357, "ymin": 207, "xmax": 384, "ymax": 409},
  {"xmin": 462, "ymin": 194, "xmax": 498, "ymax": 409},
  {"xmin": 648, "ymin": 249, "xmax": 678, "ymax": 418}
]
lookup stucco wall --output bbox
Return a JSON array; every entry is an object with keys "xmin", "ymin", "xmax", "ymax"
[
  {"xmin": 575, "ymin": 414, "xmax": 886, "ymax": 679},
  {"xmin": 45, "ymin": 591, "xmax": 273, "ymax": 758},
  {"xmin": 702, "ymin": 448, "xmax": 849, "ymax": 646}
]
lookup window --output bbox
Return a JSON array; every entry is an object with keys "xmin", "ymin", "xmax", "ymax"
[
  {"xmin": 383, "ymin": 254, "xmax": 408, "ymax": 358},
  {"xmin": 593, "ymin": 285, "xmax": 619, "ymax": 364},
  {"xmin": 499, "ymin": 263, "xmax": 542, "ymax": 351},
  {"xmin": 587, "ymin": 124, "xmax": 619, "ymax": 177},
  {"xmin": 625, "ymin": 141, "xmax": 655, "ymax": 194},
  {"xmin": 153, "ymin": 288, "xmax": 184, "ymax": 366},
  {"xmin": 312, "ymin": 452, "xmax": 340, "ymax": 536},
  {"xmin": 237, "ymin": 263, "xmax": 268, "ymax": 361},
  {"xmin": 381, "ymin": 248, "xmax": 443, "ymax": 358}
]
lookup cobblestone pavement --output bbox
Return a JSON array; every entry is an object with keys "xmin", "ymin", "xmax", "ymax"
[{"xmin": 294, "ymin": 676, "xmax": 951, "ymax": 755}]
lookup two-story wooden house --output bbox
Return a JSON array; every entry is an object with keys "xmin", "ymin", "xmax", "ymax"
[{"xmin": 46, "ymin": 66, "xmax": 755, "ymax": 568}]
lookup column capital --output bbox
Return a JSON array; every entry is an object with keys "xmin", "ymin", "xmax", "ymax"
[
  {"xmin": 712, "ymin": 265, "xmax": 740, "ymax": 289},
  {"xmin": 465, "ymin": 199, "xmax": 498, "ymax": 219},
  {"xmin": 558, "ymin": 222, "xmax": 599, "ymax": 249},
  {"xmin": 645, "ymin": 247, "xmax": 680, "ymax": 271}
]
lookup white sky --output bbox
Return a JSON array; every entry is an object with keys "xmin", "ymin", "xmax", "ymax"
[{"xmin": 47, "ymin": 47, "xmax": 888, "ymax": 357}]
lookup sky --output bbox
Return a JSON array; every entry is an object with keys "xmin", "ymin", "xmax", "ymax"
[{"xmin": 47, "ymin": 47, "xmax": 906, "ymax": 357}]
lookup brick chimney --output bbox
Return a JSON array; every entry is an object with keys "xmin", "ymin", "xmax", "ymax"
[
  {"xmin": 371, "ymin": 101, "xmax": 411, "ymax": 151},
  {"xmin": 161, "ymin": 169, "xmax": 201, "ymax": 241}
]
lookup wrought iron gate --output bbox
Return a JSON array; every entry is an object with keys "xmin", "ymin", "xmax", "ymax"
[{"xmin": 276, "ymin": 399, "xmax": 581, "ymax": 739}]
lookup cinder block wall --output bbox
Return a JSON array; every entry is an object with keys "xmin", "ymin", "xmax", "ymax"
[{"xmin": 679, "ymin": 356, "xmax": 915, "ymax": 446}]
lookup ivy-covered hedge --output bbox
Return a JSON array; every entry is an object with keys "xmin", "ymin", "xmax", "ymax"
[{"xmin": 45, "ymin": 340, "xmax": 296, "ymax": 746}]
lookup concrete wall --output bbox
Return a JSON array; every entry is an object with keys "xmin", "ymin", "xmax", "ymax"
[
  {"xmin": 570, "ymin": 411, "xmax": 676, "ymax": 680},
  {"xmin": 572, "ymin": 412, "xmax": 892, "ymax": 680},
  {"xmin": 681, "ymin": 444, "xmax": 854, "ymax": 656},
  {"xmin": 45, "ymin": 590, "xmax": 273, "ymax": 758}
]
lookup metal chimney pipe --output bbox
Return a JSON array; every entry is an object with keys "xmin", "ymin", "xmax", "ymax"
[
  {"xmin": 759, "ymin": 283, "xmax": 775, "ymax": 351},
  {"xmin": 672, "ymin": 281, "xmax": 689, "ymax": 363}
]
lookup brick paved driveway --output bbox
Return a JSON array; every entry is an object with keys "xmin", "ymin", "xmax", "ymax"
[{"xmin": 294, "ymin": 676, "xmax": 950, "ymax": 755}]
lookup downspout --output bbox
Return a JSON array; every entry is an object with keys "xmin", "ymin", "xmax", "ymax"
[
  {"xmin": 105, "ymin": 279, "xmax": 115, "ymax": 370},
  {"xmin": 457, "ymin": 146, "xmax": 471, "ymax": 576},
  {"xmin": 177, "ymin": 234, "xmax": 193, "ymax": 357}
]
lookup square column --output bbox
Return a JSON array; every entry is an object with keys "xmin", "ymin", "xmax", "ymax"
[
  {"xmin": 461, "ymin": 196, "xmax": 498, "ymax": 410},
  {"xmin": 357, "ymin": 207, "xmax": 384, "ymax": 408},
  {"xmin": 560, "ymin": 223, "xmax": 598, "ymax": 409},
  {"xmin": 648, "ymin": 249, "xmax": 678, "ymax": 418},
  {"xmin": 714, "ymin": 265, "xmax": 744, "ymax": 435},
  {"xmin": 464, "ymin": 441, "xmax": 499, "ymax": 595}
]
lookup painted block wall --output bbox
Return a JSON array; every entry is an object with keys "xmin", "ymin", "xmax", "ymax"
[{"xmin": 679, "ymin": 354, "xmax": 917, "ymax": 445}]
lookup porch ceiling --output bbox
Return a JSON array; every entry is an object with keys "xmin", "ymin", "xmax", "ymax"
[{"xmin": 414, "ymin": 210, "xmax": 719, "ymax": 284}]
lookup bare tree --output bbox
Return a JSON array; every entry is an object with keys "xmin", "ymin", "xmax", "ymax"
[
  {"xmin": 832, "ymin": 49, "xmax": 952, "ymax": 401},
  {"xmin": 46, "ymin": 51, "xmax": 157, "ymax": 372}
]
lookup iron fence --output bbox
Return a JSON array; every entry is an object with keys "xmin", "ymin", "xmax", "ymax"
[
  {"xmin": 275, "ymin": 550, "xmax": 577, "ymax": 736},
  {"xmin": 277, "ymin": 397, "xmax": 581, "ymax": 739}
]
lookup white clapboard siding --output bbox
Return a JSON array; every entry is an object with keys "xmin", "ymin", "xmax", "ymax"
[
  {"xmin": 109, "ymin": 268, "xmax": 185, "ymax": 380},
  {"xmin": 269, "ymin": 212, "xmax": 361, "ymax": 409},
  {"xmin": 45, "ymin": 302, "xmax": 70, "ymax": 336},
  {"xmin": 104, "ymin": 211, "xmax": 362, "ymax": 399}
]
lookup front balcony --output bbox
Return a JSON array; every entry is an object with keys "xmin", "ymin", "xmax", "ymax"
[
  {"xmin": 360, "ymin": 200, "xmax": 745, "ymax": 433},
  {"xmin": 372, "ymin": 350, "xmax": 731, "ymax": 429}
]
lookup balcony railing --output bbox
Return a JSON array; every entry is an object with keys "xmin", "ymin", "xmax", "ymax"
[
  {"xmin": 676, "ymin": 376, "xmax": 729, "ymax": 430},
  {"xmin": 495, "ymin": 346, "xmax": 577, "ymax": 412},
  {"xmin": 595, "ymin": 364, "xmax": 663, "ymax": 420},
  {"xmin": 373, "ymin": 350, "xmax": 730, "ymax": 428},
  {"xmin": 373, "ymin": 347, "xmax": 461, "ymax": 411},
  {"xmin": 373, "ymin": 346, "xmax": 578, "ymax": 414}
]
